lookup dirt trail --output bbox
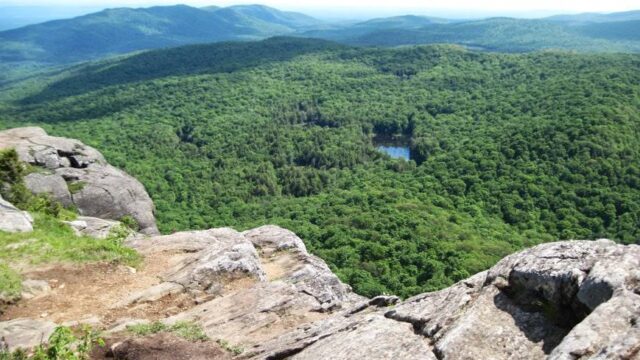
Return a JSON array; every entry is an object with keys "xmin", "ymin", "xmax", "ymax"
[
  {"xmin": 1, "ymin": 249, "xmax": 300, "ymax": 328},
  {"xmin": 0, "ymin": 251, "xmax": 193, "ymax": 326}
]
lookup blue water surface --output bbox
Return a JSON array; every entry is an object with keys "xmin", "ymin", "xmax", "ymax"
[{"xmin": 377, "ymin": 145, "xmax": 410, "ymax": 160}]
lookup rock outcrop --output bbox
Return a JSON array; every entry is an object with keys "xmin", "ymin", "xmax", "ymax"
[
  {"xmin": 0, "ymin": 127, "xmax": 158, "ymax": 234},
  {"xmin": 246, "ymin": 239, "xmax": 640, "ymax": 360},
  {"xmin": 0, "ymin": 194, "xmax": 33, "ymax": 233},
  {"xmin": 122, "ymin": 226, "xmax": 364, "ymax": 348}
]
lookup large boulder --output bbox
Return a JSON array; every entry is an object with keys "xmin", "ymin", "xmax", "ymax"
[
  {"xmin": 0, "ymin": 195, "xmax": 33, "ymax": 233},
  {"xmin": 0, "ymin": 127, "xmax": 158, "ymax": 234},
  {"xmin": 247, "ymin": 240, "xmax": 640, "ymax": 359},
  {"xmin": 24, "ymin": 173, "xmax": 73, "ymax": 207},
  {"xmin": 129, "ymin": 228, "xmax": 267, "ymax": 294}
]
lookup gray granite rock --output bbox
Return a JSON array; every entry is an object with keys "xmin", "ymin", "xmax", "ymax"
[
  {"xmin": 63, "ymin": 216, "xmax": 123, "ymax": 239},
  {"xmin": 0, "ymin": 195, "xmax": 33, "ymax": 233},
  {"xmin": 153, "ymin": 228, "xmax": 267, "ymax": 294},
  {"xmin": 0, "ymin": 318, "xmax": 57, "ymax": 351},
  {"xmin": 247, "ymin": 240, "xmax": 640, "ymax": 360},
  {"xmin": 24, "ymin": 173, "xmax": 73, "ymax": 207},
  {"xmin": 243, "ymin": 225, "xmax": 308, "ymax": 254},
  {"xmin": 244, "ymin": 225, "xmax": 363, "ymax": 309},
  {"xmin": 132, "ymin": 226, "xmax": 363, "ymax": 349},
  {"xmin": 20, "ymin": 280, "xmax": 51, "ymax": 300},
  {"xmin": 0, "ymin": 127, "xmax": 158, "ymax": 234},
  {"xmin": 248, "ymin": 311, "xmax": 435, "ymax": 360},
  {"xmin": 111, "ymin": 282, "xmax": 184, "ymax": 309}
]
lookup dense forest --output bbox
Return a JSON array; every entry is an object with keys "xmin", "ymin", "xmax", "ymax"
[{"xmin": 0, "ymin": 38, "xmax": 639, "ymax": 298}]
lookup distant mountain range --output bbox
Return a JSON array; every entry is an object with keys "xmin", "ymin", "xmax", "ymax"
[
  {"xmin": 305, "ymin": 12, "xmax": 640, "ymax": 52},
  {"xmin": 546, "ymin": 10, "xmax": 640, "ymax": 23},
  {"xmin": 0, "ymin": 6, "xmax": 105, "ymax": 31},
  {"xmin": 0, "ymin": 5, "xmax": 639, "ymax": 64},
  {"xmin": 0, "ymin": 4, "xmax": 323, "ymax": 63}
]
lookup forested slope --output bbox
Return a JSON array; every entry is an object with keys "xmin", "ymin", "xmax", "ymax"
[{"xmin": 0, "ymin": 38, "xmax": 638, "ymax": 297}]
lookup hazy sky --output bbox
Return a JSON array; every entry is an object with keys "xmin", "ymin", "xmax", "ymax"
[{"xmin": 0, "ymin": 0, "xmax": 638, "ymax": 19}]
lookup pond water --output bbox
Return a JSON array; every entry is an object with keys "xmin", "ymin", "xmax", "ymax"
[{"xmin": 373, "ymin": 135, "xmax": 411, "ymax": 161}]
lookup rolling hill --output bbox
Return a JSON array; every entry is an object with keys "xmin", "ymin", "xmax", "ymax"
[
  {"xmin": 304, "ymin": 15, "xmax": 640, "ymax": 52},
  {"xmin": 546, "ymin": 10, "xmax": 640, "ymax": 24},
  {"xmin": 0, "ymin": 4, "xmax": 325, "ymax": 64}
]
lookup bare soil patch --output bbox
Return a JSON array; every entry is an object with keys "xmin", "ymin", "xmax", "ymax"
[
  {"xmin": 91, "ymin": 333, "xmax": 232, "ymax": 360},
  {"xmin": 1, "ymin": 250, "xmax": 198, "ymax": 326}
]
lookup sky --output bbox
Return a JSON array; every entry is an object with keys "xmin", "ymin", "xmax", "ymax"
[{"xmin": 0, "ymin": 0, "xmax": 638, "ymax": 19}]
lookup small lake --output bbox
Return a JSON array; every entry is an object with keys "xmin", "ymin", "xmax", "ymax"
[{"xmin": 373, "ymin": 135, "xmax": 411, "ymax": 161}]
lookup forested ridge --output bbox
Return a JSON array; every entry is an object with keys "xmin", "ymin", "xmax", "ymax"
[
  {"xmin": 306, "ymin": 17, "xmax": 640, "ymax": 53},
  {"xmin": 0, "ymin": 38, "xmax": 639, "ymax": 297},
  {"xmin": 1, "ymin": 5, "xmax": 639, "ymax": 65}
]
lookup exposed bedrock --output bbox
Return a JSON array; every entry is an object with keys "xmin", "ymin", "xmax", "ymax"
[{"xmin": 0, "ymin": 127, "xmax": 158, "ymax": 234}]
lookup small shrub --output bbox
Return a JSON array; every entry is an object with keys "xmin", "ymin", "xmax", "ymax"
[
  {"xmin": 66, "ymin": 181, "xmax": 86, "ymax": 195},
  {"xmin": 106, "ymin": 225, "xmax": 133, "ymax": 245},
  {"xmin": 0, "ymin": 149, "xmax": 30, "ymax": 206},
  {"xmin": 118, "ymin": 215, "xmax": 139, "ymax": 231},
  {"xmin": 169, "ymin": 322, "xmax": 209, "ymax": 342},
  {"xmin": 0, "ymin": 149, "xmax": 25, "ymax": 186},
  {"xmin": 127, "ymin": 321, "xmax": 166, "ymax": 336},
  {"xmin": 24, "ymin": 195, "xmax": 62, "ymax": 218},
  {"xmin": 0, "ymin": 325, "xmax": 103, "ymax": 360}
]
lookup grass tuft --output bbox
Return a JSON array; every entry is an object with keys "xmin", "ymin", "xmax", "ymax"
[
  {"xmin": 0, "ymin": 213, "xmax": 141, "ymax": 268},
  {"xmin": 66, "ymin": 181, "xmax": 87, "ymax": 194},
  {"xmin": 216, "ymin": 339, "xmax": 244, "ymax": 356},
  {"xmin": 127, "ymin": 321, "xmax": 209, "ymax": 342},
  {"xmin": 0, "ymin": 263, "xmax": 21, "ymax": 300}
]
